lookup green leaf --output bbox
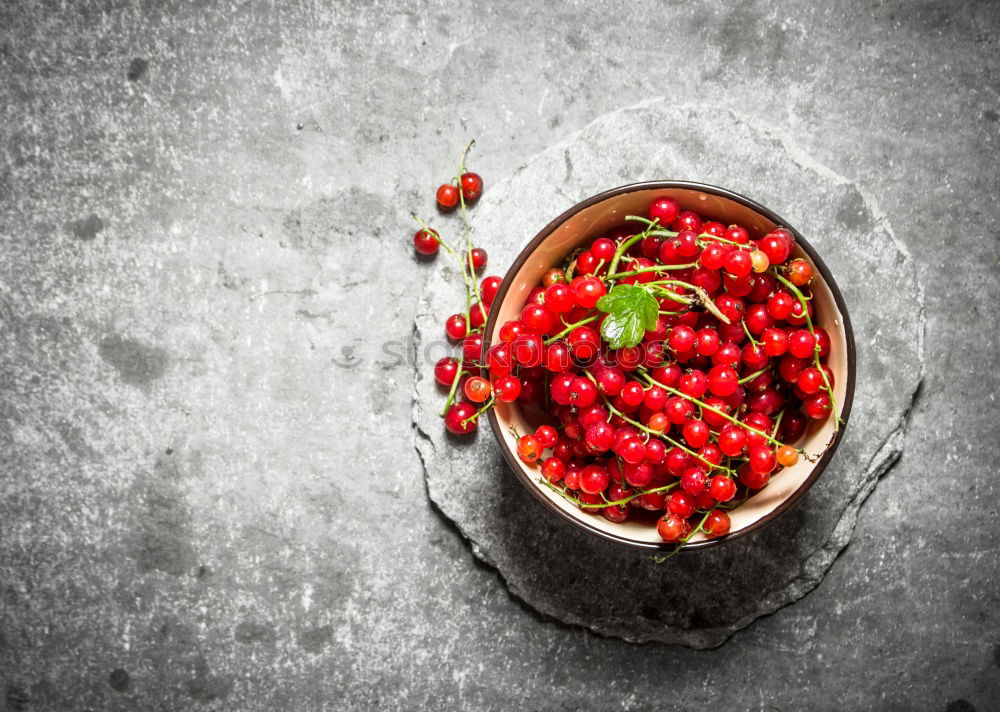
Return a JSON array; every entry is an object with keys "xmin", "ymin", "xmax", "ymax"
[{"xmin": 595, "ymin": 284, "xmax": 659, "ymax": 350}]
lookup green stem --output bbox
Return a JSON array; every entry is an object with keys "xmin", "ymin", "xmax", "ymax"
[
  {"xmin": 602, "ymin": 398, "xmax": 735, "ymax": 474},
  {"xmin": 605, "ymin": 263, "xmax": 697, "ymax": 280},
  {"xmin": 461, "ymin": 395, "xmax": 495, "ymax": 427},
  {"xmin": 544, "ymin": 313, "xmax": 599, "ymax": 344},
  {"xmin": 738, "ymin": 366, "xmax": 768, "ymax": 384},
  {"xmin": 439, "ymin": 367, "xmax": 468, "ymax": 417},
  {"xmin": 539, "ymin": 477, "xmax": 678, "ymax": 509},
  {"xmin": 636, "ymin": 369, "xmax": 785, "ymax": 448}
]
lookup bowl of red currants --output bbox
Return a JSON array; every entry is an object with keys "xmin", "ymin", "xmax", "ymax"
[{"xmin": 482, "ymin": 181, "xmax": 855, "ymax": 552}]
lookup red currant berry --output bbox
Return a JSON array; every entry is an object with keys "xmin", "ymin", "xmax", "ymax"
[
  {"xmin": 668, "ymin": 325, "xmax": 697, "ymax": 352},
  {"xmin": 760, "ymin": 327, "xmax": 789, "ymax": 357},
  {"xmin": 725, "ymin": 225, "xmax": 750, "ymax": 244},
  {"xmin": 788, "ymin": 329, "xmax": 816, "ymax": 359},
  {"xmin": 797, "ymin": 367, "xmax": 824, "ymax": 395},
  {"xmin": 541, "ymin": 457, "xmax": 565, "ymax": 482},
  {"xmin": 517, "ymin": 435, "xmax": 542, "ymax": 464},
  {"xmin": 570, "ymin": 276, "xmax": 607, "ymax": 308},
  {"xmin": 480, "ymin": 276, "xmax": 502, "ymax": 306},
  {"xmin": 724, "ymin": 249, "xmax": 753, "ymax": 278},
  {"xmin": 707, "ymin": 365, "xmax": 739, "ymax": 397},
  {"xmin": 591, "ymin": 237, "xmax": 616, "ymax": 261},
  {"xmin": 767, "ymin": 292, "xmax": 795, "ymax": 321},
  {"xmin": 788, "ymin": 259, "xmax": 813, "ymax": 286},
  {"xmin": 445, "ymin": 313, "xmax": 468, "ymax": 341},
  {"xmin": 568, "ymin": 376, "xmax": 598, "ymax": 407},
  {"xmin": 709, "ymin": 475, "xmax": 736, "ymax": 502},
  {"xmin": 657, "ymin": 513, "xmax": 686, "ymax": 542},
  {"xmin": 718, "ymin": 424, "xmax": 747, "ymax": 457},
  {"xmin": 436, "ymin": 183, "xmax": 459, "ymax": 210},
  {"xmin": 776, "ymin": 445, "xmax": 799, "ymax": 468},
  {"xmin": 466, "ymin": 247, "xmax": 487, "ymax": 271},
  {"xmin": 498, "ymin": 320, "xmax": 524, "ymax": 343},
  {"xmin": 444, "ymin": 402, "xmax": 477, "ymax": 435},
  {"xmin": 544, "ymin": 283, "xmax": 574, "ymax": 313},
  {"xmin": 648, "ymin": 196, "xmax": 680, "ymax": 225},
  {"xmin": 534, "ymin": 425, "xmax": 558, "ymax": 448},
  {"xmin": 704, "ymin": 510, "xmax": 731, "ymax": 538},
  {"xmin": 413, "ymin": 228, "xmax": 439, "ymax": 255},
  {"xmin": 617, "ymin": 438, "xmax": 646, "ymax": 465},
  {"xmin": 673, "ymin": 210, "xmax": 702, "ymax": 233},
  {"xmin": 521, "ymin": 303, "xmax": 555, "ymax": 334},
  {"xmin": 493, "ymin": 374, "xmax": 521, "ymax": 403},
  {"xmin": 739, "ymin": 463, "xmax": 770, "ymax": 490},
  {"xmin": 748, "ymin": 445, "xmax": 776, "ymax": 475},
  {"xmin": 803, "ymin": 392, "xmax": 833, "ymax": 419},
  {"xmin": 667, "ymin": 491, "xmax": 696, "ymax": 519},
  {"xmin": 434, "ymin": 356, "xmax": 460, "ymax": 386},
  {"xmin": 682, "ymin": 419, "xmax": 710, "ymax": 448},
  {"xmin": 464, "ymin": 376, "xmax": 491, "ymax": 403},
  {"xmin": 460, "ymin": 172, "xmax": 483, "ymax": 201},
  {"xmin": 580, "ymin": 464, "xmax": 610, "ymax": 495},
  {"xmin": 513, "ymin": 333, "xmax": 543, "ymax": 367},
  {"xmin": 681, "ymin": 466, "xmax": 708, "ymax": 496}
]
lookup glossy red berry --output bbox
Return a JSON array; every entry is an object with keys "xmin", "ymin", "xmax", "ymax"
[
  {"xmin": 468, "ymin": 247, "xmax": 487, "ymax": 271},
  {"xmin": 568, "ymin": 377, "xmax": 598, "ymax": 407},
  {"xmin": 464, "ymin": 376, "xmax": 491, "ymax": 403},
  {"xmin": 803, "ymin": 392, "xmax": 833, "ymax": 419},
  {"xmin": 434, "ymin": 358, "xmax": 460, "ymax": 388},
  {"xmin": 683, "ymin": 419, "xmax": 710, "ymax": 448},
  {"xmin": 444, "ymin": 402, "xmax": 477, "ymax": 434},
  {"xmin": 493, "ymin": 375, "xmax": 521, "ymax": 402},
  {"xmin": 707, "ymin": 365, "xmax": 739, "ymax": 397},
  {"xmin": 657, "ymin": 513, "xmax": 686, "ymax": 542},
  {"xmin": 580, "ymin": 464, "xmax": 610, "ymax": 495},
  {"xmin": 541, "ymin": 457, "xmax": 565, "ymax": 482},
  {"xmin": 460, "ymin": 172, "xmax": 483, "ymax": 201},
  {"xmin": 436, "ymin": 183, "xmax": 459, "ymax": 210},
  {"xmin": 521, "ymin": 303, "xmax": 555, "ymax": 334},
  {"xmin": 704, "ymin": 510, "xmax": 731, "ymax": 538},
  {"xmin": 788, "ymin": 329, "xmax": 816, "ymax": 359},
  {"xmin": 445, "ymin": 313, "xmax": 468, "ymax": 341},
  {"xmin": 724, "ymin": 249, "xmax": 753, "ymax": 278},
  {"xmin": 709, "ymin": 475, "xmax": 736, "ymax": 502},
  {"xmin": 570, "ymin": 276, "xmax": 606, "ymax": 308},
  {"xmin": 648, "ymin": 196, "xmax": 680, "ymax": 225},
  {"xmin": 413, "ymin": 228, "xmax": 439, "ymax": 255},
  {"xmin": 517, "ymin": 435, "xmax": 542, "ymax": 464}
]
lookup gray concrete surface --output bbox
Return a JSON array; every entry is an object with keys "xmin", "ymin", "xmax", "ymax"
[{"xmin": 0, "ymin": 1, "xmax": 997, "ymax": 710}]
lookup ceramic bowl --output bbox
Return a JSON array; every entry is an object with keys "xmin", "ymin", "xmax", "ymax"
[{"xmin": 483, "ymin": 181, "xmax": 855, "ymax": 551}]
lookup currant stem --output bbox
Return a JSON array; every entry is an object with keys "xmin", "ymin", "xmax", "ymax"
[
  {"xmin": 636, "ymin": 369, "xmax": 785, "ymax": 448},
  {"xmin": 601, "ymin": 397, "xmax": 736, "ymax": 474},
  {"xmin": 738, "ymin": 366, "xmax": 769, "ymax": 384},
  {"xmin": 440, "ymin": 368, "xmax": 468, "ymax": 417},
  {"xmin": 605, "ymin": 263, "xmax": 698, "ymax": 280},
  {"xmin": 544, "ymin": 313, "xmax": 599, "ymax": 344},
  {"xmin": 539, "ymin": 477, "xmax": 678, "ymax": 510},
  {"xmin": 461, "ymin": 395, "xmax": 495, "ymax": 427}
]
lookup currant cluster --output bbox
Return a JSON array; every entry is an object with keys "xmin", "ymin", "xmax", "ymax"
[
  {"xmin": 411, "ymin": 142, "xmax": 507, "ymax": 433},
  {"xmin": 483, "ymin": 196, "xmax": 838, "ymax": 547}
]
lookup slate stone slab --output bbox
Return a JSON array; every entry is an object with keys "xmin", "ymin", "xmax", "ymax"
[{"xmin": 413, "ymin": 100, "xmax": 924, "ymax": 648}]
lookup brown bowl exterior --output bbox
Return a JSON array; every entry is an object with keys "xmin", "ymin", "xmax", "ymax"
[{"xmin": 483, "ymin": 181, "xmax": 855, "ymax": 551}]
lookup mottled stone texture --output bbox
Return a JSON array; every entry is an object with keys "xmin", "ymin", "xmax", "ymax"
[
  {"xmin": 1, "ymin": 1, "xmax": 999, "ymax": 710},
  {"xmin": 415, "ymin": 102, "xmax": 923, "ymax": 647}
]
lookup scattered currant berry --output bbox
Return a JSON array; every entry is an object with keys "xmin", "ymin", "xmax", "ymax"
[
  {"xmin": 444, "ymin": 402, "xmax": 477, "ymax": 435},
  {"xmin": 434, "ymin": 357, "xmax": 460, "ymax": 386},
  {"xmin": 445, "ymin": 313, "xmax": 468, "ymax": 341},
  {"xmin": 436, "ymin": 183, "xmax": 459, "ymax": 210},
  {"xmin": 466, "ymin": 247, "xmax": 487, "ymax": 271},
  {"xmin": 413, "ymin": 228, "xmax": 439, "ymax": 255},
  {"xmin": 460, "ymin": 172, "xmax": 483, "ymax": 201}
]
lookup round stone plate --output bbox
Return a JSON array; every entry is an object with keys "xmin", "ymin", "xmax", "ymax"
[{"xmin": 412, "ymin": 99, "xmax": 924, "ymax": 648}]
